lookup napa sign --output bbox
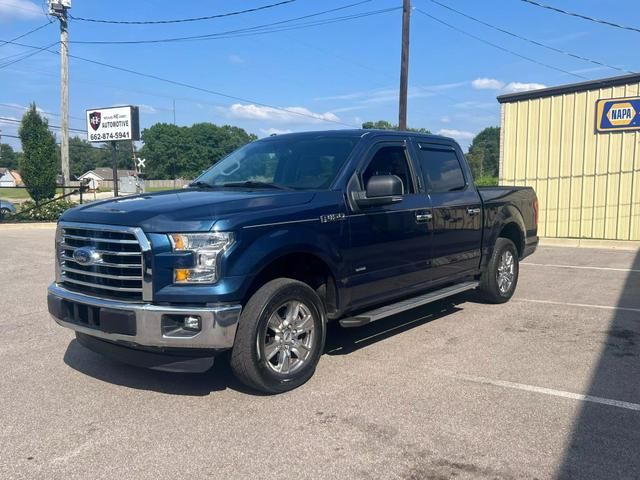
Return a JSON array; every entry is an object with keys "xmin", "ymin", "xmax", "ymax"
[{"xmin": 596, "ymin": 96, "xmax": 640, "ymax": 133}]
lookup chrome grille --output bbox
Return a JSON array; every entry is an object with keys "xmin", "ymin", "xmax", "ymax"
[{"xmin": 57, "ymin": 223, "xmax": 151, "ymax": 302}]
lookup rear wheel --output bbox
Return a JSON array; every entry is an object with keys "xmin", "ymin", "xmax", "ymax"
[
  {"xmin": 230, "ymin": 278, "xmax": 326, "ymax": 394},
  {"xmin": 477, "ymin": 237, "xmax": 519, "ymax": 303}
]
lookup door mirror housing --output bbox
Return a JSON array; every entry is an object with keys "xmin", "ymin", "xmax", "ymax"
[{"xmin": 353, "ymin": 175, "xmax": 404, "ymax": 208}]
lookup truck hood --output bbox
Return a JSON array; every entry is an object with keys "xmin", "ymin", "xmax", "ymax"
[{"xmin": 61, "ymin": 189, "xmax": 316, "ymax": 232}]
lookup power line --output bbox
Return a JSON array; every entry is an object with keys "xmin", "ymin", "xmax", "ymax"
[
  {"xmin": 0, "ymin": 132, "xmax": 117, "ymax": 151},
  {"xmin": 69, "ymin": 1, "xmax": 385, "ymax": 45},
  {"xmin": 0, "ymin": 21, "xmax": 53, "ymax": 47},
  {"xmin": 0, "ymin": 116, "xmax": 86, "ymax": 133},
  {"xmin": 423, "ymin": 0, "xmax": 634, "ymax": 75},
  {"xmin": 0, "ymin": 41, "xmax": 59, "ymax": 69},
  {"xmin": 1, "ymin": 39, "xmax": 358, "ymax": 128},
  {"xmin": 0, "ymin": 102, "xmax": 84, "ymax": 121},
  {"xmin": 414, "ymin": 8, "xmax": 587, "ymax": 79},
  {"xmin": 69, "ymin": 0, "xmax": 297, "ymax": 25},
  {"xmin": 520, "ymin": 0, "xmax": 640, "ymax": 35}
]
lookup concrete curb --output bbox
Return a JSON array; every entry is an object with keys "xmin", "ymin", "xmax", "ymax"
[
  {"xmin": 0, "ymin": 222, "xmax": 57, "ymax": 230},
  {"xmin": 539, "ymin": 237, "xmax": 640, "ymax": 251}
]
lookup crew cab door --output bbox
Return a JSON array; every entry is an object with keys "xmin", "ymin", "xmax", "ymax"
[
  {"xmin": 411, "ymin": 141, "xmax": 482, "ymax": 282},
  {"xmin": 346, "ymin": 141, "xmax": 433, "ymax": 309}
]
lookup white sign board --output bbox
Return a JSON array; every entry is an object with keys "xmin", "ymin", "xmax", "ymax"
[{"xmin": 86, "ymin": 105, "xmax": 140, "ymax": 143}]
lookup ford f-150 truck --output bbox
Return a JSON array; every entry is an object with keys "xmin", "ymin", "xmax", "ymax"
[{"xmin": 48, "ymin": 129, "xmax": 538, "ymax": 393}]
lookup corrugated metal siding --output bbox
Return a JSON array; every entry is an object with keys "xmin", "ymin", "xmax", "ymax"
[{"xmin": 500, "ymin": 80, "xmax": 640, "ymax": 240}]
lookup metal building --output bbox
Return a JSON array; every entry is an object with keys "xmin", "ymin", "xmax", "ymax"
[{"xmin": 498, "ymin": 73, "xmax": 640, "ymax": 242}]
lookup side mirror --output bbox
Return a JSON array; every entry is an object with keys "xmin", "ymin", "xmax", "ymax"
[{"xmin": 353, "ymin": 175, "xmax": 404, "ymax": 208}]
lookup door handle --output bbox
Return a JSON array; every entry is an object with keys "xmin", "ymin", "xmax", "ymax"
[
  {"xmin": 467, "ymin": 207, "xmax": 481, "ymax": 215},
  {"xmin": 415, "ymin": 212, "xmax": 433, "ymax": 222}
]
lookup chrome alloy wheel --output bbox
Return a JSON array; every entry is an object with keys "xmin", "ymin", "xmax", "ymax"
[
  {"xmin": 496, "ymin": 250, "xmax": 515, "ymax": 294},
  {"xmin": 261, "ymin": 300, "xmax": 316, "ymax": 374}
]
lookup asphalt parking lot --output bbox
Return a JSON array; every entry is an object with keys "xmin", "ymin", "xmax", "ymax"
[{"xmin": 1, "ymin": 226, "xmax": 639, "ymax": 480}]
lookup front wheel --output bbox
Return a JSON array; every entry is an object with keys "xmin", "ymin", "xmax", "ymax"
[
  {"xmin": 477, "ymin": 237, "xmax": 519, "ymax": 304},
  {"xmin": 230, "ymin": 278, "xmax": 326, "ymax": 394}
]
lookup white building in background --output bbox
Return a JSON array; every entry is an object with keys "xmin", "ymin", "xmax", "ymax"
[{"xmin": 0, "ymin": 168, "xmax": 17, "ymax": 187}]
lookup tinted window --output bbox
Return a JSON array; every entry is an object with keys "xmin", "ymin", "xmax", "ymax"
[
  {"xmin": 417, "ymin": 147, "xmax": 465, "ymax": 193},
  {"xmin": 363, "ymin": 146, "xmax": 414, "ymax": 194},
  {"xmin": 195, "ymin": 136, "xmax": 358, "ymax": 190}
]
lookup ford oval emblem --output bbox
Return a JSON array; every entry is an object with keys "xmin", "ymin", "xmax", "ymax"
[{"xmin": 73, "ymin": 246, "xmax": 101, "ymax": 266}]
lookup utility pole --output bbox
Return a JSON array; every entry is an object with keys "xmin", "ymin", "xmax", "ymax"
[
  {"xmin": 49, "ymin": 1, "xmax": 71, "ymax": 184},
  {"xmin": 398, "ymin": 0, "xmax": 411, "ymax": 131}
]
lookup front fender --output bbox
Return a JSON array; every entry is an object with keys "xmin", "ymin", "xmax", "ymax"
[{"xmin": 224, "ymin": 222, "xmax": 348, "ymax": 281}]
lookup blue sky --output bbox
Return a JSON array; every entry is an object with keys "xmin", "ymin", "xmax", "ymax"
[{"xmin": 0, "ymin": 0, "xmax": 638, "ymax": 152}]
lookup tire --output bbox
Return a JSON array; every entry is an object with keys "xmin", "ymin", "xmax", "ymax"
[
  {"xmin": 0, "ymin": 208, "xmax": 11, "ymax": 216},
  {"xmin": 230, "ymin": 278, "xmax": 327, "ymax": 394},
  {"xmin": 477, "ymin": 237, "xmax": 519, "ymax": 304}
]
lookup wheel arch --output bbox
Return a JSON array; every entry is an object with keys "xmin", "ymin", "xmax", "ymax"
[{"xmin": 243, "ymin": 250, "xmax": 339, "ymax": 316}]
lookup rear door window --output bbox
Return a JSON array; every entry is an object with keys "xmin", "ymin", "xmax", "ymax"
[{"xmin": 416, "ymin": 145, "xmax": 466, "ymax": 193}]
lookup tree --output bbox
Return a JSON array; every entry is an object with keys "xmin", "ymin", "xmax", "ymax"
[
  {"xmin": 362, "ymin": 120, "xmax": 430, "ymax": 134},
  {"xmin": 140, "ymin": 122, "xmax": 257, "ymax": 179},
  {"xmin": 466, "ymin": 127, "xmax": 500, "ymax": 179},
  {"xmin": 0, "ymin": 143, "xmax": 18, "ymax": 169},
  {"xmin": 68, "ymin": 137, "xmax": 134, "ymax": 178},
  {"xmin": 18, "ymin": 103, "xmax": 58, "ymax": 203}
]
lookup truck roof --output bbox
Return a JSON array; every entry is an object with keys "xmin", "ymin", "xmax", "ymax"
[{"xmin": 259, "ymin": 129, "xmax": 455, "ymax": 144}]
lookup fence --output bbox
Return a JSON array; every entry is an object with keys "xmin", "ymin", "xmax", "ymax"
[{"xmin": 69, "ymin": 178, "xmax": 191, "ymax": 190}]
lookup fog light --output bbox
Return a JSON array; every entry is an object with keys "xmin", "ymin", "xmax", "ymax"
[{"xmin": 184, "ymin": 315, "xmax": 201, "ymax": 331}]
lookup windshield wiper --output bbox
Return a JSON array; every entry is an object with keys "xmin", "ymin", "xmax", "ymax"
[
  {"xmin": 220, "ymin": 181, "xmax": 292, "ymax": 190},
  {"xmin": 189, "ymin": 180, "xmax": 216, "ymax": 188}
]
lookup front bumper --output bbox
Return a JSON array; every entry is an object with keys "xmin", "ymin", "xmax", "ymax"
[{"xmin": 48, "ymin": 283, "xmax": 242, "ymax": 350}]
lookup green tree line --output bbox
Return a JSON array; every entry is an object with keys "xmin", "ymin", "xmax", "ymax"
[{"xmin": 5, "ymin": 106, "xmax": 501, "ymax": 204}]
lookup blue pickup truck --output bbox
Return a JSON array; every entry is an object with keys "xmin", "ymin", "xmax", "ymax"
[{"xmin": 48, "ymin": 129, "xmax": 538, "ymax": 393}]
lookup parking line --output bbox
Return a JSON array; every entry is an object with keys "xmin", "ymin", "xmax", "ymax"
[
  {"xmin": 449, "ymin": 372, "xmax": 640, "ymax": 412},
  {"xmin": 522, "ymin": 263, "xmax": 640, "ymax": 273},
  {"xmin": 515, "ymin": 298, "xmax": 640, "ymax": 314}
]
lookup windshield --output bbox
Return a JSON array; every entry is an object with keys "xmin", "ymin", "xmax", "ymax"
[{"xmin": 193, "ymin": 136, "xmax": 358, "ymax": 190}]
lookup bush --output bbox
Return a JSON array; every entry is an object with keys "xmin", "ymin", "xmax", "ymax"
[
  {"xmin": 475, "ymin": 175, "xmax": 499, "ymax": 186},
  {"xmin": 14, "ymin": 199, "xmax": 77, "ymax": 222}
]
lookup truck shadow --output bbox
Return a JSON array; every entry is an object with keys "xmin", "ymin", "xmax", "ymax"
[
  {"xmin": 325, "ymin": 297, "xmax": 465, "ymax": 355},
  {"xmin": 63, "ymin": 295, "xmax": 469, "ymax": 396},
  {"xmin": 63, "ymin": 340, "xmax": 260, "ymax": 396},
  {"xmin": 555, "ymin": 249, "xmax": 640, "ymax": 479}
]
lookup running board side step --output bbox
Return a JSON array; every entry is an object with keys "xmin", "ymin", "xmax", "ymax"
[{"xmin": 339, "ymin": 281, "xmax": 479, "ymax": 328}]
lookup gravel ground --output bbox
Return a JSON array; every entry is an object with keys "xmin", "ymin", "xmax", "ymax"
[{"xmin": 1, "ymin": 226, "xmax": 639, "ymax": 480}]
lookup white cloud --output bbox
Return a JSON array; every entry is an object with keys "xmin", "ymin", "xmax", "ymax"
[
  {"xmin": 225, "ymin": 103, "xmax": 340, "ymax": 124},
  {"xmin": 138, "ymin": 104, "xmax": 157, "ymax": 114},
  {"xmin": 437, "ymin": 129, "xmax": 476, "ymax": 141},
  {"xmin": 472, "ymin": 78, "xmax": 505, "ymax": 90},
  {"xmin": 440, "ymin": 115, "xmax": 451, "ymax": 124},
  {"xmin": 503, "ymin": 82, "xmax": 547, "ymax": 93},
  {"xmin": 260, "ymin": 128, "xmax": 292, "ymax": 136},
  {"xmin": 228, "ymin": 54, "xmax": 244, "ymax": 65},
  {"xmin": 0, "ymin": 0, "xmax": 43, "ymax": 21}
]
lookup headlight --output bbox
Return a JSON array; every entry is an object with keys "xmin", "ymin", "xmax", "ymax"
[{"xmin": 168, "ymin": 232, "xmax": 234, "ymax": 284}]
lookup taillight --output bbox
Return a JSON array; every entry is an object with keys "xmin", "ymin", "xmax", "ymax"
[{"xmin": 533, "ymin": 198, "xmax": 539, "ymax": 226}]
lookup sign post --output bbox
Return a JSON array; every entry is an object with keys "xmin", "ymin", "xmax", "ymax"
[
  {"xmin": 86, "ymin": 105, "xmax": 140, "ymax": 196},
  {"xmin": 111, "ymin": 141, "xmax": 119, "ymax": 197}
]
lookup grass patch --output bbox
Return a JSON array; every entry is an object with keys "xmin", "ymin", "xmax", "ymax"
[{"xmin": 0, "ymin": 188, "xmax": 67, "ymax": 201}]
